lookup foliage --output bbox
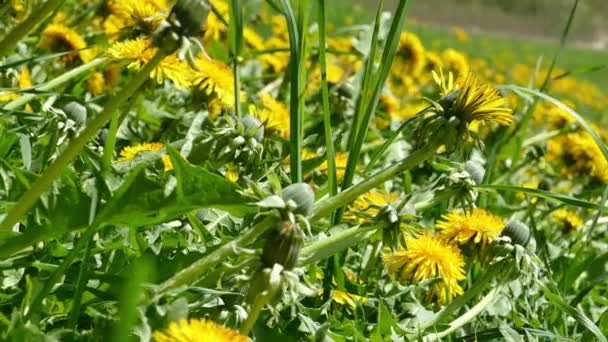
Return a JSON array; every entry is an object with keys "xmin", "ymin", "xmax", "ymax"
[{"xmin": 0, "ymin": 0, "xmax": 607, "ymax": 341}]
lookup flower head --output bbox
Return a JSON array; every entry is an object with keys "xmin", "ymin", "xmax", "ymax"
[
  {"xmin": 441, "ymin": 48, "xmax": 469, "ymax": 79},
  {"xmin": 204, "ymin": 0, "xmax": 230, "ymax": 42},
  {"xmin": 331, "ymin": 290, "xmax": 367, "ymax": 309},
  {"xmin": 433, "ymin": 69, "xmax": 514, "ymax": 126},
  {"xmin": 118, "ymin": 142, "xmax": 173, "ymax": 171},
  {"xmin": 191, "ymin": 56, "xmax": 241, "ymax": 115},
  {"xmin": 547, "ymin": 132, "xmax": 608, "ymax": 183},
  {"xmin": 40, "ymin": 24, "xmax": 93, "ymax": 62},
  {"xmin": 383, "ymin": 233, "xmax": 465, "ymax": 304},
  {"xmin": 153, "ymin": 319, "xmax": 248, "ymax": 342},
  {"xmin": 552, "ymin": 208, "xmax": 584, "ymax": 233},
  {"xmin": 107, "ymin": 39, "xmax": 191, "ymax": 88},
  {"xmin": 345, "ymin": 190, "xmax": 399, "ymax": 223},
  {"xmin": 104, "ymin": 0, "xmax": 170, "ymax": 37},
  {"xmin": 435, "ymin": 208, "xmax": 504, "ymax": 247},
  {"xmin": 251, "ymin": 93, "xmax": 290, "ymax": 138},
  {"xmin": 393, "ymin": 32, "xmax": 426, "ymax": 76}
]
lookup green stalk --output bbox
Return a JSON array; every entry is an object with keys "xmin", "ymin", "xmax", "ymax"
[
  {"xmin": 278, "ymin": 0, "xmax": 302, "ymax": 183},
  {"xmin": 422, "ymin": 286, "xmax": 503, "ymax": 342},
  {"xmin": 24, "ymin": 226, "xmax": 96, "ymax": 320},
  {"xmin": 421, "ymin": 258, "xmax": 511, "ymax": 330},
  {"xmin": 153, "ymin": 215, "xmax": 278, "ymax": 298},
  {"xmin": 336, "ymin": 0, "xmax": 410, "ymax": 223},
  {"xmin": 346, "ymin": 0, "xmax": 383, "ymax": 149},
  {"xmin": 66, "ymin": 230, "xmax": 95, "ymax": 330},
  {"xmin": 2, "ymin": 57, "xmax": 108, "ymax": 111},
  {"xmin": 296, "ymin": 0, "xmax": 309, "ymax": 179},
  {"xmin": 0, "ymin": 52, "xmax": 166, "ymax": 233},
  {"xmin": 316, "ymin": 0, "xmax": 337, "ymax": 200},
  {"xmin": 298, "ymin": 225, "xmax": 378, "ymax": 266},
  {"xmin": 240, "ymin": 293, "xmax": 268, "ymax": 336},
  {"xmin": 0, "ymin": 0, "xmax": 66, "ymax": 58},
  {"xmin": 229, "ymin": 0, "xmax": 243, "ymax": 117},
  {"xmin": 101, "ymin": 107, "xmax": 120, "ymax": 175},
  {"xmin": 310, "ymin": 128, "xmax": 444, "ymax": 222},
  {"xmin": 509, "ymin": 0, "xmax": 578, "ymax": 165}
]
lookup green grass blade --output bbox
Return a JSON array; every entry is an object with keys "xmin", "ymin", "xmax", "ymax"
[
  {"xmin": 316, "ymin": 0, "xmax": 337, "ymax": 200},
  {"xmin": 0, "ymin": 0, "xmax": 66, "ymax": 58},
  {"xmin": 278, "ymin": 0, "xmax": 302, "ymax": 183},
  {"xmin": 365, "ymin": 106, "xmax": 429, "ymax": 173},
  {"xmin": 502, "ymin": 85, "xmax": 608, "ymax": 163},
  {"xmin": 297, "ymin": 0, "xmax": 310, "ymax": 180},
  {"xmin": 509, "ymin": 0, "xmax": 579, "ymax": 165},
  {"xmin": 336, "ymin": 0, "xmax": 410, "ymax": 223},
  {"xmin": 346, "ymin": 0, "xmax": 384, "ymax": 149},
  {"xmin": 539, "ymin": 282, "xmax": 607, "ymax": 342},
  {"xmin": 229, "ymin": 0, "xmax": 244, "ymax": 117},
  {"xmin": 476, "ymin": 184, "xmax": 608, "ymax": 211}
]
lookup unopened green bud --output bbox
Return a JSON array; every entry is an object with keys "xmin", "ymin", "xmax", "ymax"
[
  {"xmin": 502, "ymin": 220, "xmax": 531, "ymax": 247},
  {"xmin": 464, "ymin": 160, "xmax": 485, "ymax": 185},
  {"xmin": 261, "ymin": 221, "xmax": 303, "ymax": 270},
  {"xmin": 170, "ymin": 0, "xmax": 209, "ymax": 37},
  {"xmin": 242, "ymin": 114, "xmax": 264, "ymax": 142},
  {"xmin": 281, "ymin": 183, "xmax": 315, "ymax": 217}
]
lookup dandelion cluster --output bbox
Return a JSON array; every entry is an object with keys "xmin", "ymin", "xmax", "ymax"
[{"xmin": 0, "ymin": 1, "xmax": 607, "ymax": 341}]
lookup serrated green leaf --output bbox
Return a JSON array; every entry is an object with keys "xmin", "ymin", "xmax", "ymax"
[{"xmin": 97, "ymin": 146, "xmax": 254, "ymax": 227}]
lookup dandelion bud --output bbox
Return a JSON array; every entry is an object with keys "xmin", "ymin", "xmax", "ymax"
[
  {"xmin": 170, "ymin": 0, "xmax": 209, "ymax": 37},
  {"xmin": 63, "ymin": 101, "xmax": 87, "ymax": 126},
  {"xmin": 502, "ymin": 220, "xmax": 531, "ymax": 247},
  {"xmin": 242, "ymin": 114, "xmax": 264, "ymax": 142},
  {"xmin": 281, "ymin": 183, "xmax": 315, "ymax": 217},
  {"xmin": 464, "ymin": 160, "xmax": 485, "ymax": 185},
  {"xmin": 261, "ymin": 221, "xmax": 303, "ymax": 270}
]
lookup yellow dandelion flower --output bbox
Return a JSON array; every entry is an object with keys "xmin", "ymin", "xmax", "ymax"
[
  {"xmin": 318, "ymin": 152, "xmax": 350, "ymax": 180},
  {"xmin": 441, "ymin": 48, "xmax": 469, "ymax": 79},
  {"xmin": 436, "ymin": 208, "xmax": 504, "ymax": 246},
  {"xmin": 104, "ymin": 0, "xmax": 169, "ymax": 37},
  {"xmin": 225, "ymin": 164, "xmax": 239, "ymax": 182},
  {"xmin": 451, "ymin": 27, "xmax": 470, "ymax": 42},
  {"xmin": 546, "ymin": 100, "xmax": 577, "ymax": 128},
  {"xmin": 252, "ymin": 93, "xmax": 290, "ymax": 139},
  {"xmin": 0, "ymin": 67, "xmax": 33, "ymax": 111},
  {"xmin": 118, "ymin": 142, "xmax": 173, "ymax": 171},
  {"xmin": 433, "ymin": 69, "xmax": 514, "ymax": 126},
  {"xmin": 87, "ymin": 72, "xmax": 106, "ymax": 95},
  {"xmin": 331, "ymin": 290, "xmax": 367, "ymax": 309},
  {"xmin": 547, "ymin": 132, "xmax": 608, "ymax": 183},
  {"xmin": 153, "ymin": 319, "xmax": 248, "ymax": 342},
  {"xmin": 243, "ymin": 27, "xmax": 265, "ymax": 50},
  {"xmin": 383, "ymin": 233, "xmax": 465, "ymax": 304},
  {"xmin": 424, "ymin": 51, "xmax": 443, "ymax": 73},
  {"xmin": 552, "ymin": 209, "xmax": 584, "ymax": 233},
  {"xmin": 107, "ymin": 39, "xmax": 191, "ymax": 88},
  {"xmin": 345, "ymin": 190, "xmax": 399, "ymax": 223},
  {"xmin": 40, "ymin": 24, "xmax": 91, "ymax": 62},
  {"xmin": 393, "ymin": 32, "xmax": 426, "ymax": 76},
  {"xmin": 191, "ymin": 56, "xmax": 241, "ymax": 114},
  {"xmin": 204, "ymin": 0, "xmax": 230, "ymax": 42},
  {"xmin": 260, "ymin": 37, "xmax": 290, "ymax": 73}
]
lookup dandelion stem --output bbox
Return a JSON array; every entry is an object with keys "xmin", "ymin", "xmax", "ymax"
[
  {"xmin": 316, "ymin": 0, "xmax": 337, "ymax": 202},
  {"xmin": 310, "ymin": 129, "xmax": 445, "ymax": 222},
  {"xmin": 153, "ymin": 215, "xmax": 278, "ymax": 298},
  {"xmin": 0, "ymin": 0, "xmax": 66, "ymax": 59},
  {"xmin": 240, "ymin": 293, "xmax": 268, "ymax": 336},
  {"xmin": 2, "ymin": 57, "xmax": 108, "ymax": 111},
  {"xmin": 298, "ymin": 225, "xmax": 378, "ymax": 266},
  {"xmin": 0, "ymin": 52, "xmax": 165, "ymax": 233},
  {"xmin": 422, "ymin": 286, "xmax": 503, "ymax": 342}
]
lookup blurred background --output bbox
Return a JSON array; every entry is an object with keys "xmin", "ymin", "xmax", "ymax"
[{"xmin": 351, "ymin": 0, "xmax": 608, "ymax": 49}]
